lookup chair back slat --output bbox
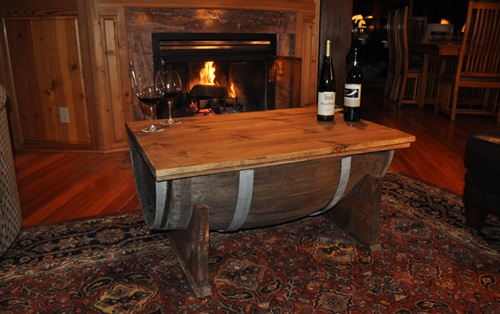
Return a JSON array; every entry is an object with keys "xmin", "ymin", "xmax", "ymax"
[
  {"xmin": 384, "ymin": 9, "xmax": 399, "ymax": 97},
  {"xmin": 460, "ymin": 1, "xmax": 500, "ymax": 78},
  {"xmin": 396, "ymin": 6, "xmax": 410, "ymax": 73},
  {"xmin": 387, "ymin": 11, "xmax": 397, "ymax": 71},
  {"xmin": 408, "ymin": 16, "xmax": 427, "ymax": 44}
]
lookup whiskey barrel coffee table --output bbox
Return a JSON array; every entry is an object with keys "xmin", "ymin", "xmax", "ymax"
[{"xmin": 126, "ymin": 106, "xmax": 415, "ymax": 297}]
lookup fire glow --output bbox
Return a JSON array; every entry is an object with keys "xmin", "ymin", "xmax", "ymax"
[{"xmin": 197, "ymin": 61, "xmax": 236, "ymax": 98}]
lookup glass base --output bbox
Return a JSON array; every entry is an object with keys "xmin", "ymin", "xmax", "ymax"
[
  {"xmin": 142, "ymin": 124, "xmax": 165, "ymax": 133},
  {"xmin": 161, "ymin": 119, "xmax": 181, "ymax": 126}
]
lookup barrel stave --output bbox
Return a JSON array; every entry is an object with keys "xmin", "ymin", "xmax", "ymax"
[{"xmin": 155, "ymin": 150, "xmax": 392, "ymax": 231}]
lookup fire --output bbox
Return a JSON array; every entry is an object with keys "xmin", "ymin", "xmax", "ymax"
[
  {"xmin": 229, "ymin": 83, "xmax": 236, "ymax": 98},
  {"xmin": 200, "ymin": 61, "xmax": 216, "ymax": 85},
  {"xmin": 195, "ymin": 61, "xmax": 238, "ymax": 98}
]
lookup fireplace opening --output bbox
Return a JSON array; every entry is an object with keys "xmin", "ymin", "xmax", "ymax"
[{"xmin": 152, "ymin": 33, "xmax": 301, "ymax": 118}]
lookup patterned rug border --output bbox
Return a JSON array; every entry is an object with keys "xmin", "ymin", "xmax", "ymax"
[
  {"xmin": 0, "ymin": 211, "xmax": 168, "ymax": 281},
  {"xmin": 382, "ymin": 172, "xmax": 499, "ymax": 261}
]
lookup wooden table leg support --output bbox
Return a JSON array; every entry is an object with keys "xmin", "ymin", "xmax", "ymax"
[
  {"xmin": 324, "ymin": 175, "xmax": 383, "ymax": 251},
  {"xmin": 169, "ymin": 203, "xmax": 212, "ymax": 298}
]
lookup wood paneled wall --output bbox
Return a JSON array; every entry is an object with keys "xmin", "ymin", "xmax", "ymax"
[{"xmin": 5, "ymin": 17, "xmax": 92, "ymax": 148}]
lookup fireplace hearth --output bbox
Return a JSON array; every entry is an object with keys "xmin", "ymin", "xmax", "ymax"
[{"xmin": 151, "ymin": 33, "xmax": 301, "ymax": 119}]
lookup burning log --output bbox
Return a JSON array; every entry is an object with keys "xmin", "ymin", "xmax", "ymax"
[
  {"xmin": 189, "ymin": 84, "xmax": 245, "ymax": 114},
  {"xmin": 189, "ymin": 84, "xmax": 228, "ymax": 99}
]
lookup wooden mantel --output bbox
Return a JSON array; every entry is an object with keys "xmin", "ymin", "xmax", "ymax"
[{"xmin": 0, "ymin": 0, "xmax": 350, "ymax": 152}]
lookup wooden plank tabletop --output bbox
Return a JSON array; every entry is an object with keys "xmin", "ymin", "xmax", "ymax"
[{"xmin": 126, "ymin": 106, "xmax": 415, "ymax": 181}]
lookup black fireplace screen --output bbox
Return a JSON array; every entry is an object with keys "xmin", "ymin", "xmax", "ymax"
[{"xmin": 152, "ymin": 33, "xmax": 301, "ymax": 118}]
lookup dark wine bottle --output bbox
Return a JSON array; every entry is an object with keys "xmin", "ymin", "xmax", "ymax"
[
  {"xmin": 317, "ymin": 40, "xmax": 336, "ymax": 121},
  {"xmin": 344, "ymin": 47, "xmax": 362, "ymax": 122}
]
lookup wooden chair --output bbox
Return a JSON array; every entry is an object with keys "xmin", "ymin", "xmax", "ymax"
[
  {"xmin": 389, "ymin": 7, "xmax": 404, "ymax": 102},
  {"xmin": 407, "ymin": 16, "xmax": 427, "ymax": 80},
  {"xmin": 395, "ymin": 6, "xmax": 423, "ymax": 107},
  {"xmin": 435, "ymin": 1, "xmax": 500, "ymax": 121},
  {"xmin": 384, "ymin": 9, "xmax": 399, "ymax": 100}
]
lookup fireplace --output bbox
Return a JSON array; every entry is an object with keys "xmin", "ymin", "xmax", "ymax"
[
  {"xmin": 125, "ymin": 7, "xmax": 310, "ymax": 121},
  {"xmin": 151, "ymin": 32, "xmax": 301, "ymax": 118}
]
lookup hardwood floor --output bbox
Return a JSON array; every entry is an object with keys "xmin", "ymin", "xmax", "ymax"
[
  {"xmin": 14, "ymin": 151, "xmax": 140, "ymax": 227},
  {"xmin": 362, "ymin": 82, "xmax": 498, "ymax": 195},
  {"xmin": 13, "ymin": 82, "xmax": 499, "ymax": 227}
]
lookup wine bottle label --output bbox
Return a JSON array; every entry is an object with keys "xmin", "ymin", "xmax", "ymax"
[
  {"xmin": 317, "ymin": 92, "xmax": 335, "ymax": 116},
  {"xmin": 344, "ymin": 83, "xmax": 361, "ymax": 108}
]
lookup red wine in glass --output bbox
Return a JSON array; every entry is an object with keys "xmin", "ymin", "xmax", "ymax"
[
  {"xmin": 138, "ymin": 94, "xmax": 162, "ymax": 105},
  {"xmin": 138, "ymin": 85, "xmax": 164, "ymax": 133}
]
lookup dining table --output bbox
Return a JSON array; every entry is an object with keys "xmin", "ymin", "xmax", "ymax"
[{"xmin": 409, "ymin": 38, "xmax": 462, "ymax": 108}]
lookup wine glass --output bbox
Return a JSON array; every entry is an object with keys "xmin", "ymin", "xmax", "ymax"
[
  {"xmin": 137, "ymin": 71, "xmax": 164, "ymax": 133},
  {"xmin": 159, "ymin": 65, "xmax": 183, "ymax": 126}
]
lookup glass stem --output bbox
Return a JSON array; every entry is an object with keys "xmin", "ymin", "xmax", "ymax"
[
  {"xmin": 168, "ymin": 100, "xmax": 173, "ymax": 121},
  {"xmin": 150, "ymin": 105, "xmax": 154, "ymax": 127}
]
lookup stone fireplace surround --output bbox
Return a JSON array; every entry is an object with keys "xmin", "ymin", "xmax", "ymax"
[
  {"xmin": 126, "ymin": 8, "xmax": 301, "ymax": 120},
  {"xmin": 125, "ymin": 4, "xmax": 316, "ymax": 120}
]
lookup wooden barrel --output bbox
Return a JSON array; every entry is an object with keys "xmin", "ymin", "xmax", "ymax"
[{"xmin": 131, "ymin": 147, "xmax": 393, "ymax": 232}]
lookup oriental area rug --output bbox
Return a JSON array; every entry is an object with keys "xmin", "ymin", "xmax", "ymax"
[{"xmin": 0, "ymin": 173, "xmax": 499, "ymax": 313}]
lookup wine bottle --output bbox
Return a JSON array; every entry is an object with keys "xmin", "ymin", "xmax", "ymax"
[
  {"xmin": 129, "ymin": 61, "xmax": 138, "ymax": 89},
  {"xmin": 317, "ymin": 40, "xmax": 336, "ymax": 121},
  {"xmin": 343, "ymin": 48, "xmax": 363, "ymax": 122}
]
